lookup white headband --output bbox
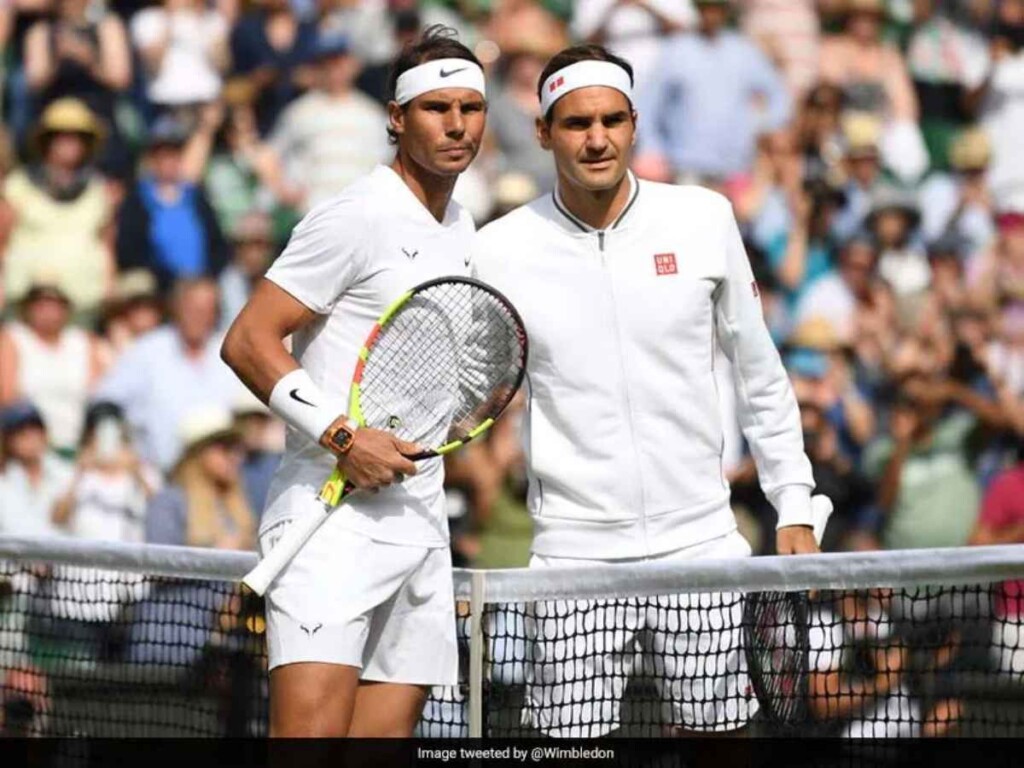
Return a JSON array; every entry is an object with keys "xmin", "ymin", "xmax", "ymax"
[
  {"xmin": 394, "ymin": 58, "xmax": 486, "ymax": 105},
  {"xmin": 540, "ymin": 60, "xmax": 633, "ymax": 116}
]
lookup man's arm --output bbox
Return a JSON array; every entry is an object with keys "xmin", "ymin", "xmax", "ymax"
[{"xmin": 713, "ymin": 201, "xmax": 816, "ymax": 554}]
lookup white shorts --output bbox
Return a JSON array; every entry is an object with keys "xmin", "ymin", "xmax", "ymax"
[
  {"xmin": 259, "ymin": 514, "xmax": 458, "ymax": 686},
  {"xmin": 522, "ymin": 531, "xmax": 758, "ymax": 736}
]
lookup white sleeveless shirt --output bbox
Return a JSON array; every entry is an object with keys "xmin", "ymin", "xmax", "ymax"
[{"xmin": 8, "ymin": 322, "xmax": 91, "ymax": 451}]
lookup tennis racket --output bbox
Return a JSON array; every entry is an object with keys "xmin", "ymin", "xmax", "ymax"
[
  {"xmin": 242, "ymin": 276, "xmax": 528, "ymax": 596},
  {"xmin": 742, "ymin": 494, "xmax": 833, "ymax": 726}
]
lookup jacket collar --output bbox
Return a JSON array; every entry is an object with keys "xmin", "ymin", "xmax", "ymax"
[{"xmin": 551, "ymin": 172, "xmax": 640, "ymax": 235}]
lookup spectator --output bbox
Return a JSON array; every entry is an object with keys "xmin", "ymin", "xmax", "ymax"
[
  {"xmin": 219, "ymin": 209, "xmax": 276, "ymax": 326},
  {"xmin": 795, "ymin": 83, "xmax": 846, "ymax": 184},
  {"xmin": 739, "ymin": 0, "xmax": 821, "ymax": 100},
  {"xmin": 115, "ymin": 115, "xmax": 229, "ymax": 294},
  {"xmin": 833, "ymin": 111, "xmax": 886, "ymax": 242},
  {"xmin": 203, "ymin": 103, "xmax": 301, "ymax": 238},
  {"xmin": 740, "ymin": 129, "xmax": 804, "ymax": 251},
  {"xmin": 969, "ymin": 438, "xmax": 1024, "ymax": 674},
  {"xmin": 818, "ymin": 0, "xmax": 928, "ymax": 183},
  {"xmin": 97, "ymin": 268, "xmax": 165, "ymax": 355},
  {"xmin": 51, "ymin": 401, "xmax": 160, "ymax": 542},
  {"xmin": 270, "ymin": 34, "xmax": 390, "ymax": 212},
  {"xmin": 766, "ymin": 177, "xmax": 844, "ymax": 306},
  {"xmin": 918, "ymin": 127, "xmax": 997, "ymax": 254},
  {"xmin": 794, "ymin": 230, "xmax": 881, "ymax": 343},
  {"xmin": 0, "ymin": 98, "xmax": 115, "ymax": 318},
  {"xmin": 22, "ymin": 0, "xmax": 132, "ymax": 177},
  {"xmin": 808, "ymin": 588, "xmax": 964, "ymax": 737},
  {"xmin": 487, "ymin": 47, "xmax": 559, "ymax": 193},
  {"xmin": 228, "ymin": 0, "xmax": 319, "ymax": 136},
  {"xmin": 866, "ymin": 184, "xmax": 929, "ymax": 320},
  {"xmin": 95, "ymin": 277, "xmax": 243, "ymax": 472},
  {"xmin": 905, "ymin": 0, "xmax": 991, "ymax": 171},
  {"xmin": 798, "ymin": 398, "xmax": 874, "ymax": 552},
  {"xmin": 966, "ymin": 205, "xmax": 1024, "ymax": 313},
  {"xmin": 130, "ymin": 0, "xmax": 229, "ymax": 117},
  {"xmin": 633, "ymin": 0, "xmax": 792, "ymax": 184},
  {"xmin": 231, "ymin": 390, "xmax": 281, "ymax": 525},
  {"xmin": 0, "ymin": 400, "xmax": 72, "ymax": 538},
  {"xmin": 978, "ymin": 0, "xmax": 1024, "ymax": 203},
  {"xmin": 570, "ymin": 0, "xmax": 693, "ymax": 91},
  {"xmin": 145, "ymin": 408, "xmax": 255, "ymax": 550},
  {"xmin": 0, "ymin": 276, "xmax": 109, "ymax": 455},
  {"xmin": 863, "ymin": 352, "xmax": 1007, "ymax": 550}
]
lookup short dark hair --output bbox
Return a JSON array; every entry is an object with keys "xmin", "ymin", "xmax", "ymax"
[
  {"xmin": 536, "ymin": 45, "xmax": 634, "ymax": 121},
  {"xmin": 385, "ymin": 25, "xmax": 482, "ymax": 145}
]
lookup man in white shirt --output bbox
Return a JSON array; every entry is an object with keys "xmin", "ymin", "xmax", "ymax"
[
  {"xmin": 271, "ymin": 36, "xmax": 393, "ymax": 212},
  {"xmin": 472, "ymin": 44, "xmax": 818, "ymax": 736},
  {"xmin": 221, "ymin": 27, "xmax": 486, "ymax": 737}
]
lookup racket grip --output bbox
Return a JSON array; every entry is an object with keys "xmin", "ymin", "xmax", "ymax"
[
  {"xmin": 241, "ymin": 468, "xmax": 353, "ymax": 596},
  {"xmin": 811, "ymin": 495, "xmax": 834, "ymax": 547}
]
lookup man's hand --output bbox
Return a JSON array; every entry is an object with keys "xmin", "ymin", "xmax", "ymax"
[
  {"xmin": 336, "ymin": 428, "xmax": 420, "ymax": 491},
  {"xmin": 776, "ymin": 525, "xmax": 819, "ymax": 555}
]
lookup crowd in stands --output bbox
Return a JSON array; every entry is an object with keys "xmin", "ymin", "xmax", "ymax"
[{"xmin": 1, "ymin": 0, "xmax": 1024, "ymax": 737}]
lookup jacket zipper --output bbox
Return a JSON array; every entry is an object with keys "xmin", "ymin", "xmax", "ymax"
[{"xmin": 597, "ymin": 229, "xmax": 649, "ymax": 549}]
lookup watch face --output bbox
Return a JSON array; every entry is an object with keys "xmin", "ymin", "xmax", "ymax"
[{"xmin": 332, "ymin": 428, "xmax": 353, "ymax": 450}]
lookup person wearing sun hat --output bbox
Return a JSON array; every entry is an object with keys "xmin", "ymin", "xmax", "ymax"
[
  {"xmin": 144, "ymin": 408, "xmax": 254, "ymax": 551},
  {"xmin": 919, "ymin": 127, "xmax": 996, "ymax": 254},
  {"xmin": 0, "ymin": 98, "xmax": 114, "ymax": 318}
]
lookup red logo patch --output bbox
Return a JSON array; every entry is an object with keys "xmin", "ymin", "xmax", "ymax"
[
  {"xmin": 548, "ymin": 76, "xmax": 565, "ymax": 93},
  {"xmin": 654, "ymin": 253, "xmax": 677, "ymax": 276}
]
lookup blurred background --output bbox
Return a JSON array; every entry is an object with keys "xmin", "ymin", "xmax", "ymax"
[{"xmin": 1, "ymin": 0, "xmax": 1024, "ymax": 578}]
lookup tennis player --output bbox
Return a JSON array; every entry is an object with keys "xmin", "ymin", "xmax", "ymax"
[
  {"xmin": 220, "ymin": 27, "xmax": 486, "ymax": 737},
  {"xmin": 471, "ymin": 45, "xmax": 820, "ymax": 737}
]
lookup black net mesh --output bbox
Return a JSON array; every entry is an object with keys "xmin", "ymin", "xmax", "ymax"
[{"xmin": 4, "ymin": 560, "xmax": 1024, "ymax": 737}]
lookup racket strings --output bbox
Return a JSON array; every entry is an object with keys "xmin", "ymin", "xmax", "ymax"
[
  {"xmin": 745, "ymin": 591, "xmax": 810, "ymax": 724},
  {"xmin": 359, "ymin": 281, "xmax": 526, "ymax": 448}
]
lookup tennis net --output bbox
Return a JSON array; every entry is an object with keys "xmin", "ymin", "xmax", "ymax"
[{"xmin": 2, "ymin": 536, "xmax": 1024, "ymax": 738}]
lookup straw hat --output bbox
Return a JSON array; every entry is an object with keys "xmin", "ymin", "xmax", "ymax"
[
  {"xmin": 176, "ymin": 409, "xmax": 240, "ymax": 466},
  {"xmin": 949, "ymin": 128, "xmax": 991, "ymax": 172},
  {"xmin": 841, "ymin": 112, "xmax": 882, "ymax": 158},
  {"xmin": 30, "ymin": 98, "xmax": 106, "ymax": 158},
  {"xmin": 788, "ymin": 316, "xmax": 847, "ymax": 351}
]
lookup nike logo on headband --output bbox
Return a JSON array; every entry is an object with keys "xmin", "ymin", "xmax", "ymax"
[
  {"xmin": 289, "ymin": 389, "xmax": 315, "ymax": 407},
  {"xmin": 439, "ymin": 67, "xmax": 467, "ymax": 78}
]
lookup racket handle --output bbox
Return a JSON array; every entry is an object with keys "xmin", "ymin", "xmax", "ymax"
[
  {"xmin": 811, "ymin": 494, "xmax": 834, "ymax": 547},
  {"xmin": 242, "ymin": 468, "xmax": 354, "ymax": 596}
]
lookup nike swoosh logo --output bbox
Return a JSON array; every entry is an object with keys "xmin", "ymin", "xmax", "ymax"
[
  {"xmin": 439, "ymin": 67, "xmax": 467, "ymax": 78},
  {"xmin": 289, "ymin": 389, "xmax": 316, "ymax": 407}
]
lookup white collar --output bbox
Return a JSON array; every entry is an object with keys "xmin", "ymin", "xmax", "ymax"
[{"xmin": 551, "ymin": 171, "xmax": 639, "ymax": 233}]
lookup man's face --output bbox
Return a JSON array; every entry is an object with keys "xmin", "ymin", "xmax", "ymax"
[
  {"xmin": 389, "ymin": 87, "xmax": 486, "ymax": 177},
  {"xmin": 46, "ymin": 132, "xmax": 89, "ymax": 169},
  {"xmin": 4, "ymin": 425, "xmax": 47, "ymax": 464},
  {"xmin": 537, "ymin": 87, "xmax": 635, "ymax": 194},
  {"xmin": 149, "ymin": 145, "xmax": 183, "ymax": 184},
  {"xmin": 173, "ymin": 283, "xmax": 219, "ymax": 348},
  {"xmin": 321, "ymin": 53, "xmax": 360, "ymax": 93},
  {"xmin": 696, "ymin": 3, "xmax": 730, "ymax": 33},
  {"xmin": 840, "ymin": 242, "xmax": 877, "ymax": 295}
]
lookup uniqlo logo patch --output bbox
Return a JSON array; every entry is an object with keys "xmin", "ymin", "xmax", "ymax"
[
  {"xmin": 654, "ymin": 253, "xmax": 677, "ymax": 276},
  {"xmin": 549, "ymin": 76, "xmax": 565, "ymax": 93}
]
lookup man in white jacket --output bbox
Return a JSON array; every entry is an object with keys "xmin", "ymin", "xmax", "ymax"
[{"xmin": 472, "ymin": 44, "xmax": 819, "ymax": 736}]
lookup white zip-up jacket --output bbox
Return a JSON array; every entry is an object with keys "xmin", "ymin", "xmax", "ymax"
[{"xmin": 472, "ymin": 176, "xmax": 815, "ymax": 559}]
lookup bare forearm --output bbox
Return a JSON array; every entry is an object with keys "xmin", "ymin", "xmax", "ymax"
[
  {"xmin": 221, "ymin": 320, "xmax": 299, "ymax": 401},
  {"xmin": 947, "ymin": 382, "xmax": 1007, "ymax": 431}
]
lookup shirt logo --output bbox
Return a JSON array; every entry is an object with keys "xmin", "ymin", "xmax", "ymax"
[
  {"xmin": 289, "ymin": 389, "xmax": 316, "ymax": 407},
  {"xmin": 548, "ymin": 76, "xmax": 565, "ymax": 93},
  {"xmin": 654, "ymin": 253, "xmax": 677, "ymax": 276},
  {"xmin": 439, "ymin": 67, "xmax": 467, "ymax": 78},
  {"xmin": 300, "ymin": 623, "xmax": 323, "ymax": 637},
  {"xmin": 402, "ymin": 247, "xmax": 418, "ymax": 260}
]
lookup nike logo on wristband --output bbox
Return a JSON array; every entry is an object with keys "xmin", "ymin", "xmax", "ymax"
[
  {"xmin": 289, "ymin": 389, "xmax": 316, "ymax": 407},
  {"xmin": 439, "ymin": 67, "xmax": 467, "ymax": 78}
]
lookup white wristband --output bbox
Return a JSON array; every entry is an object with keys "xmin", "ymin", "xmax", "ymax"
[{"xmin": 268, "ymin": 369, "xmax": 349, "ymax": 446}]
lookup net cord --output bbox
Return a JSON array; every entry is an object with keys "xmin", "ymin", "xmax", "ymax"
[{"xmin": 3, "ymin": 536, "xmax": 1024, "ymax": 601}]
